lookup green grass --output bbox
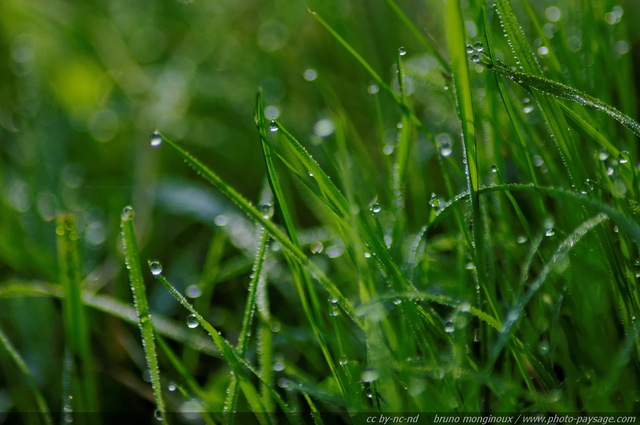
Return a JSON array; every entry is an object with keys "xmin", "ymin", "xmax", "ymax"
[{"xmin": 1, "ymin": 0, "xmax": 640, "ymax": 423}]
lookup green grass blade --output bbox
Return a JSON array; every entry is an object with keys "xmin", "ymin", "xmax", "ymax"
[
  {"xmin": 150, "ymin": 268, "xmax": 300, "ymax": 425},
  {"xmin": 56, "ymin": 213, "xmax": 99, "ymax": 417},
  {"xmin": 223, "ymin": 227, "xmax": 270, "ymax": 420},
  {"xmin": 492, "ymin": 0, "xmax": 585, "ymax": 185},
  {"xmin": 477, "ymin": 57, "xmax": 640, "ymax": 138},
  {"xmin": 120, "ymin": 206, "xmax": 167, "ymax": 424},
  {"xmin": 150, "ymin": 132, "xmax": 361, "ymax": 327},
  {"xmin": 0, "ymin": 325, "xmax": 52, "ymax": 425},
  {"xmin": 0, "ymin": 281, "xmax": 218, "ymax": 356}
]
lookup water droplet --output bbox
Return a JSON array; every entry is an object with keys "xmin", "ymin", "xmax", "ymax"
[
  {"xmin": 363, "ymin": 252, "xmax": 371, "ymax": 259},
  {"xmin": 150, "ymin": 131, "xmax": 163, "ymax": 147},
  {"xmin": 142, "ymin": 369, "xmax": 152, "ymax": 382},
  {"xmin": 277, "ymin": 378, "xmax": 290, "ymax": 388},
  {"xmin": 168, "ymin": 382, "xmax": 178, "ymax": 392},
  {"xmin": 185, "ymin": 284, "xmax": 202, "ymax": 298},
  {"xmin": 330, "ymin": 304, "xmax": 340, "ymax": 316},
  {"xmin": 618, "ymin": 151, "xmax": 630, "ymax": 164},
  {"xmin": 444, "ymin": 321, "xmax": 455, "ymax": 333},
  {"xmin": 398, "ymin": 46, "xmax": 407, "ymax": 56},
  {"xmin": 598, "ymin": 149, "xmax": 609, "ymax": 161},
  {"xmin": 370, "ymin": 203, "xmax": 381, "ymax": 213},
  {"xmin": 186, "ymin": 314, "xmax": 199, "ymax": 329},
  {"xmin": 310, "ymin": 241, "xmax": 324, "ymax": 254},
  {"xmin": 466, "ymin": 44, "xmax": 475, "ymax": 54},
  {"xmin": 436, "ymin": 134, "xmax": 453, "ymax": 157},
  {"xmin": 361, "ymin": 368, "xmax": 379, "ymax": 382},
  {"xmin": 214, "ymin": 214, "xmax": 228, "ymax": 226},
  {"xmin": 258, "ymin": 202, "xmax": 274, "ymax": 219},
  {"xmin": 149, "ymin": 260, "xmax": 163, "ymax": 276},
  {"xmin": 382, "ymin": 145, "xmax": 394, "ymax": 155},
  {"xmin": 338, "ymin": 355, "xmax": 348, "ymax": 366},
  {"xmin": 537, "ymin": 46, "xmax": 549, "ymax": 56},
  {"xmin": 459, "ymin": 302, "xmax": 471, "ymax": 312},
  {"xmin": 393, "ymin": 298, "xmax": 402, "ymax": 305},
  {"xmin": 470, "ymin": 54, "xmax": 481, "ymax": 64},
  {"xmin": 367, "ymin": 84, "xmax": 380, "ymax": 95},
  {"xmin": 329, "ymin": 296, "xmax": 338, "ymax": 304},
  {"xmin": 271, "ymin": 321, "xmax": 281, "ymax": 332},
  {"xmin": 154, "ymin": 409, "xmax": 164, "ymax": 421},
  {"xmin": 545, "ymin": 228, "xmax": 555, "ymax": 237},
  {"xmin": 490, "ymin": 164, "xmax": 498, "ymax": 173},
  {"xmin": 473, "ymin": 41, "xmax": 484, "ymax": 52},
  {"xmin": 121, "ymin": 205, "xmax": 134, "ymax": 220},
  {"xmin": 517, "ymin": 236, "xmax": 527, "ymax": 244},
  {"xmin": 465, "ymin": 262, "xmax": 475, "ymax": 270},
  {"xmin": 533, "ymin": 155, "xmax": 544, "ymax": 166},
  {"xmin": 538, "ymin": 340, "xmax": 550, "ymax": 354},
  {"xmin": 326, "ymin": 245, "xmax": 344, "ymax": 258},
  {"xmin": 303, "ymin": 68, "xmax": 317, "ymax": 81},
  {"xmin": 545, "ymin": 6, "xmax": 562, "ymax": 22},
  {"xmin": 273, "ymin": 360, "xmax": 285, "ymax": 371},
  {"xmin": 269, "ymin": 120, "xmax": 278, "ymax": 132},
  {"xmin": 429, "ymin": 193, "xmax": 442, "ymax": 209},
  {"xmin": 313, "ymin": 118, "xmax": 335, "ymax": 137}
]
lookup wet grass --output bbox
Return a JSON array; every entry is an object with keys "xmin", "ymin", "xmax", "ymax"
[{"xmin": 1, "ymin": 0, "xmax": 640, "ymax": 423}]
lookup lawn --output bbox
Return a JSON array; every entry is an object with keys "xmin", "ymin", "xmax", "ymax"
[{"xmin": 1, "ymin": 0, "xmax": 639, "ymax": 423}]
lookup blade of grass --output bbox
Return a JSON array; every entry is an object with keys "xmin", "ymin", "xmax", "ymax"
[
  {"xmin": 492, "ymin": 0, "xmax": 586, "ymax": 186},
  {"xmin": 476, "ymin": 56, "xmax": 640, "ymax": 138},
  {"xmin": 56, "ymin": 213, "xmax": 99, "ymax": 417},
  {"xmin": 150, "ymin": 131, "xmax": 361, "ymax": 328},
  {"xmin": 150, "ymin": 269, "xmax": 300, "ymax": 425},
  {"xmin": 223, "ymin": 227, "xmax": 270, "ymax": 421},
  {"xmin": 120, "ymin": 206, "xmax": 167, "ymax": 424},
  {"xmin": 0, "ymin": 325, "xmax": 52, "ymax": 425}
]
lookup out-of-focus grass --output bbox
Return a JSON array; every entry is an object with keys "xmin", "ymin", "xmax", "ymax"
[{"xmin": 1, "ymin": 0, "xmax": 640, "ymax": 422}]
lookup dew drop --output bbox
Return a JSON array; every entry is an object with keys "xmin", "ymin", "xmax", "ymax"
[
  {"xmin": 618, "ymin": 151, "xmax": 630, "ymax": 164},
  {"xmin": 490, "ymin": 164, "xmax": 498, "ymax": 173},
  {"xmin": 150, "ymin": 131, "xmax": 163, "ymax": 147},
  {"xmin": 398, "ymin": 46, "xmax": 407, "ymax": 56},
  {"xmin": 429, "ymin": 193, "xmax": 442, "ymax": 208},
  {"xmin": 370, "ymin": 203, "xmax": 381, "ymax": 213},
  {"xmin": 538, "ymin": 340, "xmax": 550, "ymax": 355},
  {"xmin": 310, "ymin": 241, "xmax": 324, "ymax": 254},
  {"xmin": 517, "ymin": 235, "xmax": 528, "ymax": 244},
  {"xmin": 459, "ymin": 301, "xmax": 471, "ymax": 312},
  {"xmin": 444, "ymin": 321, "xmax": 455, "ymax": 333},
  {"xmin": 470, "ymin": 54, "xmax": 481, "ymax": 64},
  {"xmin": 121, "ymin": 205, "xmax": 134, "ymax": 220},
  {"xmin": 186, "ymin": 314, "xmax": 199, "ymax": 329},
  {"xmin": 185, "ymin": 284, "xmax": 202, "ymax": 298},
  {"xmin": 168, "ymin": 382, "xmax": 178, "ymax": 392},
  {"xmin": 303, "ymin": 68, "xmax": 317, "ymax": 81},
  {"xmin": 258, "ymin": 202, "xmax": 274, "ymax": 219},
  {"xmin": 465, "ymin": 262, "xmax": 475, "ymax": 270},
  {"xmin": 154, "ymin": 409, "xmax": 164, "ymax": 421},
  {"xmin": 367, "ymin": 84, "xmax": 380, "ymax": 95},
  {"xmin": 473, "ymin": 41, "xmax": 484, "ymax": 52},
  {"xmin": 545, "ymin": 228, "xmax": 555, "ymax": 237},
  {"xmin": 269, "ymin": 120, "xmax": 278, "ymax": 132},
  {"xmin": 361, "ymin": 368, "xmax": 379, "ymax": 383},
  {"xmin": 598, "ymin": 149, "xmax": 609, "ymax": 161},
  {"xmin": 393, "ymin": 298, "xmax": 402, "ymax": 305},
  {"xmin": 466, "ymin": 44, "xmax": 475, "ymax": 54},
  {"xmin": 338, "ymin": 355, "xmax": 348, "ymax": 366},
  {"xmin": 149, "ymin": 260, "xmax": 163, "ymax": 276}
]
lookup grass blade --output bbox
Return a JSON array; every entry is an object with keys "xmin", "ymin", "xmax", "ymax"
[
  {"xmin": 0, "ymin": 325, "xmax": 52, "ymax": 425},
  {"xmin": 476, "ymin": 57, "xmax": 640, "ymax": 138},
  {"xmin": 56, "ymin": 213, "xmax": 99, "ymax": 417},
  {"xmin": 120, "ymin": 206, "xmax": 167, "ymax": 424}
]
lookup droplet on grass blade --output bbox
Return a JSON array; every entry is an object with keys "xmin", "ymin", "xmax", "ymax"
[
  {"xmin": 258, "ymin": 202, "xmax": 274, "ymax": 219},
  {"xmin": 186, "ymin": 314, "xmax": 199, "ymax": 329},
  {"xmin": 121, "ymin": 205, "xmax": 134, "ymax": 220},
  {"xmin": 361, "ymin": 368, "xmax": 379, "ymax": 383},
  {"xmin": 398, "ymin": 46, "xmax": 407, "ymax": 56},
  {"xmin": 370, "ymin": 203, "xmax": 381, "ymax": 213},
  {"xmin": 269, "ymin": 120, "xmax": 278, "ymax": 132},
  {"xmin": 149, "ymin": 260, "xmax": 163, "ymax": 276},
  {"xmin": 150, "ymin": 131, "xmax": 163, "ymax": 147}
]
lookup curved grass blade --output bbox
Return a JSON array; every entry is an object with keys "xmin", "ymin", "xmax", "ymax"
[
  {"xmin": 476, "ymin": 57, "xmax": 640, "ymax": 138},
  {"xmin": 120, "ymin": 206, "xmax": 167, "ymax": 424},
  {"xmin": 0, "ymin": 325, "xmax": 52, "ymax": 425},
  {"xmin": 0, "ymin": 281, "xmax": 218, "ymax": 355},
  {"xmin": 488, "ymin": 213, "xmax": 608, "ymax": 365}
]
